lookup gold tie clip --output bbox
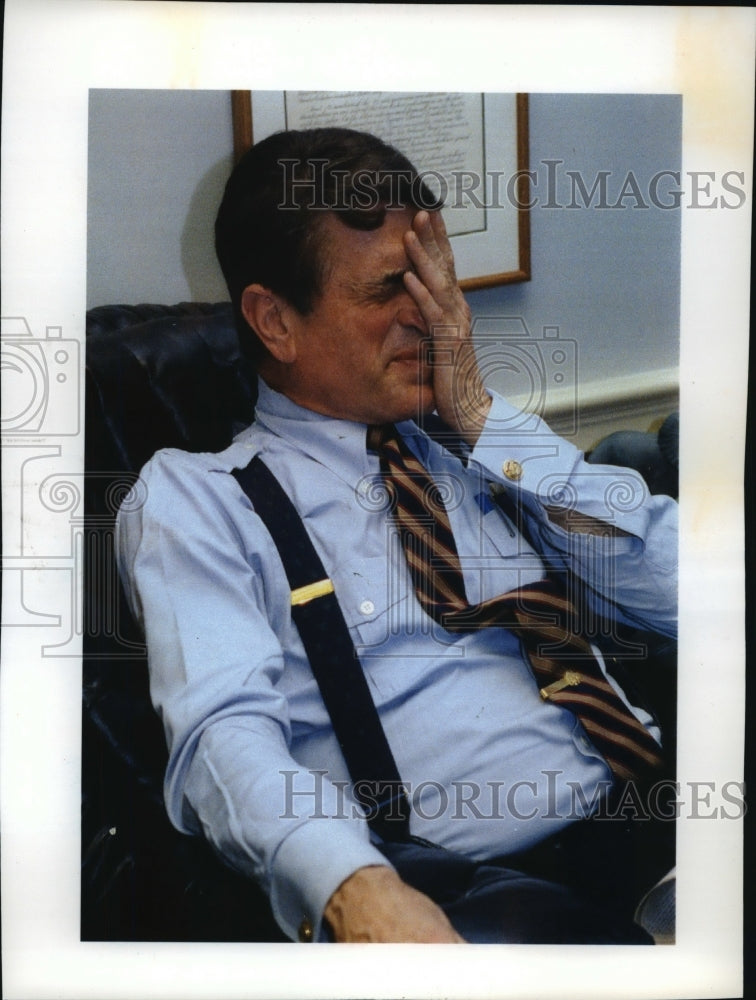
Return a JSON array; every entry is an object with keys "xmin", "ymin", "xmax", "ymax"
[
  {"xmin": 290, "ymin": 578, "xmax": 335, "ymax": 606},
  {"xmin": 540, "ymin": 670, "xmax": 582, "ymax": 700}
]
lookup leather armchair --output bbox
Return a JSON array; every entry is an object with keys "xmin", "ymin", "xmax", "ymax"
[
  {"xmin": 587, "ymin": 412, "xmax": 678, "ymax": 500},
  {"xmin": 82, "ymin": 301, "xmax": 676, "ymax": 941},
  {"xmin": 82, "ymin": 302, "xmax": 285, "ymax": 941}
]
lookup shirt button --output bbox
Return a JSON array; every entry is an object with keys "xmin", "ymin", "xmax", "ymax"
[
  {"xmin": 298, "ymin": 917, "xmax": 314, "ymax": 942},
  {"xmin": 502, "ymin": 459, "xmax": 523, "ymax": 481},
  {"xmin": 359, "ymin": 600, "xmax": 375, "ymax": 616}
]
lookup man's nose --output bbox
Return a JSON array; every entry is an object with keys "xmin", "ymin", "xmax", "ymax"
[{"xmin": 397, "ymin": 297, "xmax": 427, "ymax": 335}]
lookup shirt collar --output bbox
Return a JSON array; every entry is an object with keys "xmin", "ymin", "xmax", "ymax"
[
  {"xmin": 236, "ymin": 378, "xmax": 373, "ymax": 483},
  {"xmin": 235, "ymin": 378, "xmax": 431, "ymax": 481}
]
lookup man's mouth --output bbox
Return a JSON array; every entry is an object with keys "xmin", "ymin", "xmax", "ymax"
[{"xmin": 391, "ymin": 344, "xmax": 426, "ymax": 364}]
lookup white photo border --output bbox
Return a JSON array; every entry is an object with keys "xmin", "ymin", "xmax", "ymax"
[{"xmin": 1, "ymin": 3, "xmax": 752, "ymax": 999}]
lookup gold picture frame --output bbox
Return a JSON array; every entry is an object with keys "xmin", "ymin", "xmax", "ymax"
[{"xmin": 232, "ymin": 90, "xmax": 531, "ymax": 292}]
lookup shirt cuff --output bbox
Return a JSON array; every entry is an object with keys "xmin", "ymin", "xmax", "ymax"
[
  {"xmin": 470, "ymin": 390, "xmax": 652, "ymax": 532},
  {"xmin": 269, "ymin": 818, "xmax": 392, "ymax": 942},
  {"xmin": 471, "ymin": 389, "xmax": 581, "ymax": 479}
]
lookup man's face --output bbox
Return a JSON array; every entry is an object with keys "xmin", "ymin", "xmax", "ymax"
[{"xmin": 275, "ymin": 207, "xmax": 436, "ymax": 425}]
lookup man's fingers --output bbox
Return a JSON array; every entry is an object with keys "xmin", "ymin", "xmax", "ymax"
[
  {"xmin": 402, "ymin": 210, "xmax": 485, "ymax": 444},
  {"xmin": 403, "ymin": 269, "xmax": 444, "ymax": 325},
  {"xmin": 410, "ymin": 212, "xmax": 443, "ymax": 266},
  {"xmin": 427, "ymin": 209, "xmax": 456, "ymax": 269},
  {"xmin": 404, "ymin": 226, "xmax": 437, "ymax": 282},
  {"xmin": 404, "ymin": 236, "xmax": 451, "ymax": 310},
  {"xmin": 406, "ymin": 210, "xmax": 459, "ymax": 298},
  {"xmin": 412, "ymin": 210, "xmax": 456, "ymax": 275}
]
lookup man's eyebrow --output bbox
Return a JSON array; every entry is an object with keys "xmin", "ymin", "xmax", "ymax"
[
  {"xmin": 375, "ymin": 267, "xmax": 412, "ymax": 288},
  {"xmin": 344, "ymin": 267, "xmax": 414, "ymax": 298},
  {"xmin": 384, "ymin": 267, "xmax": 413, "ymax": 281}
]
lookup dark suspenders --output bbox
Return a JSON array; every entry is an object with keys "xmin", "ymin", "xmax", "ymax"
[
  {"xmin": 232, "ymin": 456, "xmax": 411, "ymax": 842},
  {"xmin": 232, "ymin": 452, "xmax": 676, "ymax": 841}
]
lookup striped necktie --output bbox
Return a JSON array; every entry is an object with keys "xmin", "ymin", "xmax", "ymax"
[{"xmin": 367, "ymin": 423, "xmax": 665, "ymax": 784}]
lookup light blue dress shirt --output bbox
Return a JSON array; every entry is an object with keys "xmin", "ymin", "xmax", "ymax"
[{"xmin": 116, "ymin": 379, "xmax": 677, "ymax": 940}]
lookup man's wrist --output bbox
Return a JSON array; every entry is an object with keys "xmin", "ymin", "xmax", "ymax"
[
  {"xmin": 457, "ymin": 390, "xmax": 493, "ymax": 447},
  {"xmin": 439, "ymin": 385, "xmax": 492, "ymax": 448},
  {"xmin": 270, "ymin": 817, "xmax": 391, "ymax": 942},
  {"xmin": 322, "ymin": 862, "xmax": 466, "ymax": 943},
  {"xmin": 323, "ymin": 865, "xmax": 398, "ymax": 940}
]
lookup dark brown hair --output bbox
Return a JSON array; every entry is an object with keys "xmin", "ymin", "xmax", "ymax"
[{"xmin": 215, "ymin": 127, "xmax": 442, "ymax": 362}]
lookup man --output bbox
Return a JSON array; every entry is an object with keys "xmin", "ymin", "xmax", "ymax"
[{"xmin": 117, "ymin": 128, "xmax": 677, "ymax": 944}]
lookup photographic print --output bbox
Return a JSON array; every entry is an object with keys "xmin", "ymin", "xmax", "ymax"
[{"xmin": 1, "ymin": 4, "xmax": 751, "ymax": 999}]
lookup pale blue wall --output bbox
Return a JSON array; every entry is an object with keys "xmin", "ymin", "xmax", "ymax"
[
  {"xmin": 87, "ymin": 89, "xmax": 233, "ymax": 308},
  {"xmin": 87, "ymin": 91, "xmax": 680, "ymax": 387},
  {"xmin": 468, "ymin": 94, "xmax": 681, "ymax": 390}
]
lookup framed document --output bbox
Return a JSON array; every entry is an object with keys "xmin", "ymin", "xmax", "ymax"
[{"xmin": 232, "ymin": 90, "xmax": 531, "ymax": 291}]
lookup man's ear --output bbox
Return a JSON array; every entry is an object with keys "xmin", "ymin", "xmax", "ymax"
[{"xmin": 240, "ymin": 284, "xmax": 297, "ymax": 363}]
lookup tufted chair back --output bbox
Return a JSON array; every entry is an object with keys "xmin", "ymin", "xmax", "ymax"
[
  {"xmin": 82, "ymin": 302, "xmax": 285, "ymax": 941},
  {"xmin": 82, "ymin": 303, "xmax": 677, "ymax": 941}
]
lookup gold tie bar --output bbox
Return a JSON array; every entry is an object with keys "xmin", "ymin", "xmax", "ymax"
[
  {"xmin": 290, "ymin": 578, "xmax": 335, "ymax": 606},
  {"xmin": 540, "ymin": 670, "xmax": 582, "ymax": 700}
]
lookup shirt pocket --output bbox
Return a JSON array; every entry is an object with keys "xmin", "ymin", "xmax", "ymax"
[
  {"xmin": 470, "ymin": 504, "xmax": 546, "ymax": 603},
  {"xmin": 329, "ymin": 553, "xmax": 410, "ymax": 645},
  {"xmin": 328, "ymin": 554, "xmax": 415, "ymax": 694}
]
